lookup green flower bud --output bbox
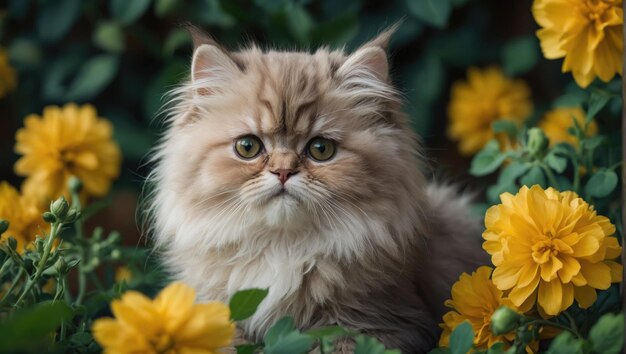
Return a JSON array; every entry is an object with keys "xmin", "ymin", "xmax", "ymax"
[
  {"xmin": 7, "ymin": 237, "xmax": 17, "ymax": 251},
  {"xmin": 110, "ymin": 249, "xmax": 121, "ymax": 260},
  {"xmin": 526, "ymin": 128, "xmax": 549, "ymax": 158},
  {"xmin": 68, "ymin": 176, "xmax": 83, "ymax": 194},
  {"xmin": 64, "ymin": 207, "xmax": 81, "ymax": 224},
  {"xmin": 50, "ymin": 196, "xmax": 70, "ymax": 220},
  {"xmin": 491, "ymin": 306, "xmax": 522, "ymax": 335},
  {"xmin": 42, "ymin": 212, "xmax": 56, "ymax": 223},
  {"xmin": 55, "ymin": 257, "xmax": 69, "ymax": 275},
  {"xmin": 0, "ymin": 219, "xmax": 8, "ymax": 235}
]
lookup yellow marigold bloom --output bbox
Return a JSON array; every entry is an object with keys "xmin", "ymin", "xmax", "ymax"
[
  {"xmin": 533, "ymin": 0, "xmax": 623, "ymax": 88},
  {"xmin": 439, "ymin": 266, "xmax": 519, "ymax": 350},
  {"xmin": 447, "ymin": 67, "xmax": 532, "ymax": 156},
  {"xmin": 92, "ymin": 282, "xmax": 235, "ymax": 354},
  {"xmin": 483, "ymin": 185, "xmax": 622, "ymax": 317},
  {"xmin": 540, "ymin": 107, "xmax": 598, "ymax": 148},
  {"xmin": 114, "ymin": 266, "xmax": 132, "ymax": 283},
  {"xmin": 0, "ymin": 182, "xmax": 48, "ymax": 252},
  {"xmin": 14, "ymin": 104, "xmax": 121, "ymax": 203},
  {"xmin": 0, "ymin": 49, "xmax": 16, "ymax": 98}
]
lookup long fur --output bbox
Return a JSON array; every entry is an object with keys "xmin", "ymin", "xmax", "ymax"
[{"xmin": 144, "ymin": 28, "xmax": 487, "ymax": 353}]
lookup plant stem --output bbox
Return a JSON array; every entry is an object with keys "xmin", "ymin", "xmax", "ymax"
[
  {"xmin": 541, "ymin": 163, "xmax": 560, "ymax": 188},
  {"xmin": 528, "ymin": 319, "xmax": 582, "ymax": 339},
  {"xmin": 573, "ymin": 159, "xmax": 581, "ymax": 193},
  {"xmin": 14, "ymin": 222, "xmax": 62, "ymax": 307},
  {"xmin": 0, "ymin": 268, "xmax": 25, "ymax": 306},
  {"xmin": 72, "ymin": 190, "xmax": 88, "ymax": 306}
]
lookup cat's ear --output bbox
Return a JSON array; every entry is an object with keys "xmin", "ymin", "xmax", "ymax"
[
  {"xmin": 337, "ymin": 24, "xmax": 398, "ymax": 82},
  {"xmin": 191, "ymin": 44, "xmax": 240, "ymax": 93}
]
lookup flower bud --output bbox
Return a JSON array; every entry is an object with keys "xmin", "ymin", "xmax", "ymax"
[
  {"xmin": 64, "ymin": 207, "xmax": 81, "ymax": 224},
  {"xmin": 0, "ymin": 219, "xmax": 8, "ymax": 235},
  {"xmin": 525, "ymin": 128, "xmax": 549, "ymax": 158},
  {"xmin": 42, "ymin": 212, "xmax": 56, "ymax": 223},
  {"xmin": 7, "ymin": 236, "xmax": 17, "ymax": 251},
  {"xmin": 55, "ymin": 257, "xmax": 69, "ymax": 275},
  {"xmin": 68, "ymin": 176, "xmax": 83, "ymax": 194},
  {"xmin": 50, "ymin": 196, "xmax": 70, "ymax": 220},
  {"xmin": 110, "ymin": 249, "xmax": 121, "ymax": 260},
  {"xmin": 491, "ymin": 306, "xmax": 521, "ymax": 335}
]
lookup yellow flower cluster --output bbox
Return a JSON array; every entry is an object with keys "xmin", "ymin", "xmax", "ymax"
[
  {"xmin": 539, "ymin": 107, "xmax": 598, "ymax": 148},
  {"xmin": 447, "ymin": 67, "xmax": 532, "ymax": 156},
  {"xmin": 483, "ymin": 185, "xmax": 622, "ymax": 317},
  {"xmin": 439, "ymin": 266, "xmax": 519, "ymax": 350},
  {"xmin": 0, "ymin": 49, "xmax": 16, "ymax": 98},
  {"xmin": 92, "ymin": 282, "xmax": 235, "ymax": 354},
  {"xmin": 533, "ymin": 0, "xmax": 623, "ymax": 88},
  {"xmin": 14, "ymin": 103, "xmax": 122, "ymax": 203},
  {"xmin": 0, "ymin": 182, "xmax": 48, "ymax": 252}
]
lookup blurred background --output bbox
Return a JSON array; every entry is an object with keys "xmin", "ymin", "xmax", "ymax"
[{"xmin": 0, "ymin": 0, "xmax": 581, "ymax": 244}]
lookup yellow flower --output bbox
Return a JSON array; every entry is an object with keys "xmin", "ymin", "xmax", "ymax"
[
  {"xmin": 483, "ymin": 185, "xmax": 622, "ymax": 317},
  {"xmin": 447, "ymin": 67, "xmax": 533, "ymax": 156},
  {"xmin": 0, "ymin": 49, "xmax": 16, "ymax": 98},
  {"xmin": 439, "ymin": 266, "xmax": 519, "ymax": 350},
  {"xmin": 539, "ymin": 107, "xmax": 598, "ymax": 148},
  {"xmin": 92, "ymin": 282, "xmax": 235, "ymax": 354},
  {"xmin": 0, "ymin": 182, "xmax": 48, "ymax": 252},
  {"xmin": 533, "ymin": 0, "xmax": 623, "ymax": 88},
  {"xmin": 115, "ymin": 266, "xmax": 133, "ymax": 283},
  {"xmin": 14, "ymin": 104, "xmax": 122, "ymax": 203}
]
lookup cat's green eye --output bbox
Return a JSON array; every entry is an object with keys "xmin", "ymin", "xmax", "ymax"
[
  {"xmin": 307, "ymin": 137, "xmax": 336, "ymax": 162},
  {"xmin": 235, "ymin": 136, "xmax": 263, "ymax": 159}
]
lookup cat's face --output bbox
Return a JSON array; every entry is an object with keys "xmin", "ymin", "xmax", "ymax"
[{"xmin": 154, "ymin": 31, "xmax": 423, "ymax": 250}]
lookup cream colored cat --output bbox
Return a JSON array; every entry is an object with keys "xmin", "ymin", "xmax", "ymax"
[{"xmin": 147, "ymin": 26, "xmax": 486, "ymax": 353}]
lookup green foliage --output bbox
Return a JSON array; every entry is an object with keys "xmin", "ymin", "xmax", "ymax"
[
  {"xmin": 502, "ymin": 36, "xmax": 539, "ymax": 76},
  {"xmin": 229, "ymin": 288, "xmax": 269, "ymax": 321},
  {"xmin": 449, "ymin": 321, "xmax": 474, "ymax": 354},
  {"xmin": 588, "ymin": 313, "xmax": 624, "ymax": 354},
  {"xmin": 406, "ymin": 0, "xmax": 452, "ymax": 28}
]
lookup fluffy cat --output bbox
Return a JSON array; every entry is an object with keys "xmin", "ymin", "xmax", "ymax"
[{"xmin": 146, "ymin": 26, "xmax": 487, "ymax": 353}]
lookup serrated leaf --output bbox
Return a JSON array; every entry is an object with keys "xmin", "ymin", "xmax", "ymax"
[
  {"xmin": 110, "ymin": 0, "xmax": 152, "ymax": 25},
  {"xmin": 449, "ymin": 322, "xmax": 474, "ymax": 354},
  {"xmin": 229, "ymin": 288, "xmax": 268, "ymax": 321},
  {"xmin": 264, "ymin": 321, "xmax": 314, "ymax": 354},
  {"xmin": 65, "ymin": 55, "xmax": 119, "ymax": 101},
  {"xmin": 520, "ymin": 165, "xmax": 546, "ymax": 188},
  {"xmin": 502, "ymin": 36, "xmax": 539, "ymax": 76},
  {"xmin": 470, "ymin": 141, "xmax": 506, "ymax": 176},
  {"xmin": 585, "ymin": 170, "xmax": 618, "ymax": 198},
  {"xmin": 37, "ymin": 0, "xmax": 81, "ymax": 42},
  {"xmin": 406, "ymin": 0, "xmax": 452, "ymax": 28},
  {"xmin": 586, "ymin": 89, "xmax": 612, "ymax": 124},
  {"xmin": 589, "ymin": 313, "xmax": 624, "ymax": 354}
]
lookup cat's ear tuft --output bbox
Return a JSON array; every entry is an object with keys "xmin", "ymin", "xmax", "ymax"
[
  {"xmin": 337, "ymin": 46, "xmax": 389, "ymax": 82},
  {"xmin": 191, "ymin": 44, "xmax": 240, "ymax": 93}
]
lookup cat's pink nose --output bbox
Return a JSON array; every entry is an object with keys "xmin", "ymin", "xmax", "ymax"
[{"xmin": 271, "ymin": 169, "xmax": 297, "ymax": 185}]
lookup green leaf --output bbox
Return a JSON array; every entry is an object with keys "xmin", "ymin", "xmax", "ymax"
[
  {"xmin": 546, "ymin": 332, "xmax": 584, "ymax": 354},
  {"xmin": 286, "ymin": 3, "xmax": 314, "ymax": 44},
  {"xmin": 498, "ymin": 161, "xmax": 530, "ymax": 185},
  {"xmin": 37, "ymin": 0, "xmax": 81, "ymax": 42},
  {"xmin": 354, "ymin": 335, "xmax": 387, "ymax": 354},
  {"xmin": 502, "ymin": 36, "xmax": 539, "ymax": 76},
  {"xmin": 406, "ymin": 0, "xmax": 452, "ymax": 28},
  {"xmin": 305, "ymin": 326, "xmax": 350, "ymax": 339},
  {"xmin": 520, "ymin": 165, "xmax": 546, "ymax": 188},
  {"xmin": 492, "ymin": 120, "xmax": 519, "ymax": 138},
  {"xmin": 487, "ymin": 342, "xmax": 507, "ymax": 354},
  {"xmin": 93, "ymin": 21, "xmax": 126, "ymax": 53},
  {"xmin": 470, "ymin": 141, "xmax": 506, "ymax": 176},
  {"xmin": 263, "ymin": 317, "xmax": 315, "ymax": 354},
  {"xmin": 236, "ymin": 344, "xmax": 261, "ymax": 354},
  {"xmin": 586, "ymin": 89, "xmax": 612, "ymax": 124},
  {"xmin": 110, "ymin": 0, "xmax": 152, "ymax": 25},
  {"xmin": 582, "ymin": 136, "xmax": 607, "ymax": 151},
  {"xmin": 163, "ymin": 29, "xmax": 192, "ymax": 57},
  {"xmin": 155, "ymin": 0, "xmax": 180, "ymax": 17},
  {"xmin": 229, "ymin": 288, "xmax": 269, "ymax": 321},
  {"xmin": 310, "ymin": 14, "xmax": 359, "ymax": 47},
  {"xmin": 427, "ymin": 348, "xmax": 451, "ymax": 354},
  {"xmin": 65, "ymin": 55, "xmax": 119, "ymax": 101},
  {"xmin": 589, "ymin": 313, "xmax": 624, "ymax": 354},
  {"xmin": 0, "ymin": 301, "xmax": 74, "ymax": 352},
  {"xmin": 70, "ymin": 331, "xmax": 93, "ymax": 346},
  {"xmin": 585, "ymin": 170, "xmax": 618, "ymax": 198},
  {"xmin": 544, "ymin": 152, "xmax": 567, "ymax": 173},
  {"xmin": 449, "ymin": 322, "xmax": 474, "ymax": 354}
]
